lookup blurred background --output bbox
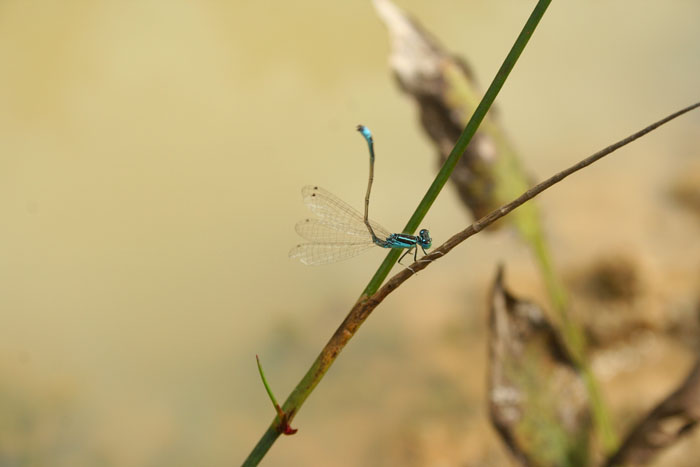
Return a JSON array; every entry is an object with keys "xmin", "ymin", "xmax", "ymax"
[{"xmin": 1, "ymin": 1, "xmax": 699, "ymax": 465}]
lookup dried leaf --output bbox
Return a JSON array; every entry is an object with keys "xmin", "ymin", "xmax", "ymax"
[
  {"xmin": 489, "ymin": 266, "xmax": 591, "ymax": 466},
  {"xmin": 372, "ymin": 0, "xmax": 536, "ymax": 232},
  {"xmin": 605, "ymin": 358, "xmax": 700, "ymax": 466}
]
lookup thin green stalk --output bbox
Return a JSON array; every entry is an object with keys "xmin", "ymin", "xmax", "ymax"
[
  {"xmin": 245, "ymin": 426, "xmax": 280, "ymax": 466},
  {"xmin": 243, "ymin": 99, "xmax": 700, "ymax": 466},
  {"xmin": 525, "ymin": 169, "xmax": 618, "ymax": 451},
  {"xmin": 242, "ymin": 2, "xmax": 552, "ymax": 465},
  {"xmin": 256, "ymin": 356, "xmax": 279, "ymax": 410},
  {"xmin": 361, "ymin": 0, "xmax": 552, "ymax": 298}
]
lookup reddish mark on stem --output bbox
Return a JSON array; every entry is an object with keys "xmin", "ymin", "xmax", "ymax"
[{"xmin": 274, "ymin": 405, "xmax": 297, "ymax": 435}]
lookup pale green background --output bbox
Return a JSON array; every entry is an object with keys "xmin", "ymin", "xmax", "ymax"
[{"xmin": 1, "ymin": 1, "xmax": 699, "ymax": 465}]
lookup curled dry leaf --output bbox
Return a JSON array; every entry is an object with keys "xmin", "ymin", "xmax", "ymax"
[
  {"xmin": 605, "ymin": 358, "xmax": 700, "ymax": 466},
  {"xmin": 372, "ymin": 0, "xmax": 534, "ymax": 227},
  {"xmin": 489, "ymin": 266, "xmax": 591, "ymax": 466}
]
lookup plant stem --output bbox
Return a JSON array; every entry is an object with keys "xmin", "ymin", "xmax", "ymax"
[
  {"xmin": 244, "ymin": 99, "xmax": 700, "ymax": 465},
  {"xmin": 361, "ymin": 0, "xmax": 552, "ymax": 298},
  {"xmin": 242, "ymin": 2, "xmax": 552, "ymax": 465}
]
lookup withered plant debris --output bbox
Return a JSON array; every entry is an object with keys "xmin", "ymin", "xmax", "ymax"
[
  {"xmin": 605, "ymin": 357, "xmax": 700, "ymax": 466},
  {"xmin": 577, "ymin": 256, "xmax": 641, "ymax": 304},
  {"xmin": 566, "ymin": 254, "xmax": 654, "ymax": 348},
  {"xmin": 373, "ymin": 0, "xmax": 531, "ymax": 226},
  {"xmin": 489, "ymin": 266, "xmax": 591, "ymax": 466}
]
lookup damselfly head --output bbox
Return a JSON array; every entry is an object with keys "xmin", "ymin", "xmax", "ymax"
[{"xmin": 418, "ymin": 229, "xmax": 432, "ymax": 249}]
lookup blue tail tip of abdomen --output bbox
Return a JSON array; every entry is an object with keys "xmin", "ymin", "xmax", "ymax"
[{"xmin": 356, "ymin": 124, "xmax": 373, "ymax": 143}]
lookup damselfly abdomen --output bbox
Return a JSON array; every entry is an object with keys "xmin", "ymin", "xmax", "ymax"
[{"xmin": 289, "ymin": 126, "xmax": 432, "ymax": 266}]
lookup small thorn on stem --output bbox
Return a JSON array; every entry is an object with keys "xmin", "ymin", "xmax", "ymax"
[{"xmin": 256, "ymin": 355, "xmax": 298, "ymax": 435}]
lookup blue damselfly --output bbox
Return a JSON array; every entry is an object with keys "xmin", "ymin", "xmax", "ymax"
[{"xmin": 289, "ymin": 126, "xmax": 432, "ymax": 266}]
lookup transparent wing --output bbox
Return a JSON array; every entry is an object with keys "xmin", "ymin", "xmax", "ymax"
[
  {"xmin": 295, "ymin": 218, "xmax": 375, "ymax": 243},
  {"xmin": 288, "ymin": 242, "xmax": 377, "ymax": 266},
  {"xmin": 301, "ymin": 185, "xmax": 392, "ymax": 239}
]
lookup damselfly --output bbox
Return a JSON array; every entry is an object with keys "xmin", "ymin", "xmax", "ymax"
[{"xmin": 289, "ymin": 125, "xmax": 432, "ymax": 266}]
